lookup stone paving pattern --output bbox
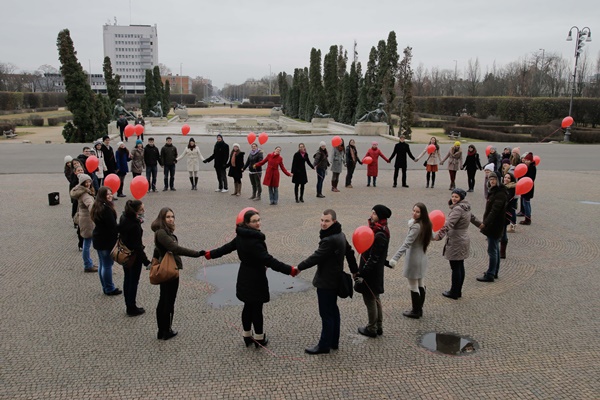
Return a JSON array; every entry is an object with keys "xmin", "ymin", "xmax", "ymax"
[{"xmin": 1, "ymin": 133, "xmax": 600, "ymax": 399}]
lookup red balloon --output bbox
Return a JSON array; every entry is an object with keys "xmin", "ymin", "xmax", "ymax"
[
  {"xmin": 247, "ymin": 132, "xmax": 256, "ymax": 145},
  {"xmin": 485, "ymin": 145, "xmax": 492, "ymax": 157},
  {"xmin": 362, "ymin": 156, "xmax": 373, "ymax": 165},
  {"xmin": 533, "ymin": 155, "xmax": 541, "ymax": 166},
  {"xmin": 331, "ymin": 136, "xmax": 342, "ymax": 147},
  {"xmin": 561, "ymin": 116, "xmax": 574, "ymax": 128},
  {"xmin": 135, "ymin": 124, "xmax": 144, "ymax": 135},
  {"xmin": 130, "ymin": 175, "xmax": 149, "ymax": 200},
  {"xmin": 124, "ymin": 124, "xmax": 135, "ymax": 138},
  {"xmin": 258, "ymin": 132, "xmax": 268, "ymax": 145},
  {"xmin": 236, "ymin": 207, "xmax": 258, "ymax": 225},
  {"xmin": 427, "ymin": 144, "xmax": 436, "ymax": 154},
  {"xmin": 513, "ymin": 163, "xmax": 527, "ymax": 179},
  {"xmin": 181, "ymin": 124, "xmax": 191, "ymax": 135},
  {"xmin": 85, "ymin": 155, "xmax": 99, "ymax": 173},
  {"xmin": 429, "ymin": 210, "xmax": 446, "ymax": 232},
  {"xmin": 515, "ymin": 177, "xmax": 534, "ymax": 196},
  {"xmin": 103, "ymin": 174, "xmax": 120, "ymax": 194},
  {"xmin": 352, "ymin": 226, "xmax": 375, "ymax": 254}
]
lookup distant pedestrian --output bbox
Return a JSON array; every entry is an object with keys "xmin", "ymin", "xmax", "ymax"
[
  {"xmin": 93, "ymin": 140, "xmax": 107, "ymax": 187},
  {"xmin": 253, "ymin": 146, "xmax": 291, "ymax": 205},
  {"xmin": 70, "ymin": 174, "xmax": 97, "ymax": 273},
  {"xmin": 115, "ymin": 141, "xmax": 131, "ymax": 197},
  {"xmin": 344, "ymin": 139, "xmax": 362, "ymax": 188},
  {"xmin": 291, "ymin": 143, "xmax": 314, "ymax": 203},
  {"xmin": 227, "ymin": 143, "xmax": 245, "ymax": 196},
  {"xmin": 101, "ymin": 136, "xmax": 117, "ymax": 175},
  {"xmin": 487, "ymin": 147, "xmax": 501, "ymax": 174},
  {"xmin": 313, "ymin": 142, "xmax": 329, "ymax": 198},
  {"xmin": 160, "ymin": 137, "xmax": 178, "ymax": 191},
  {"xmin": 462, "ymin": 144, "xmax": 483, "ymax": 192},
  {"xmin": 415, "ymin": 137, "xmax": 442, "ymax": 189},
  {"xmin": 134, "ymin": 114, "xmax": 145, "ymax": 141},
  {"xmin": 130, "ymin": 140, "xmax": 145, "ymax": 178},
  {"xmin": 203, "ymin": 134, "xmax": 230, "ymax": 192},
  {"xmin": 243, "ymin": 143, "xmax": 263, "ymax": 201},
  {"xmin": 176, "ymin": 138, "xmax": 204, "ymax": 190},
  {"xmin": 330, "ymin": 139, "xmax": 345, "ymax": 192},
  {"xmin": 364, "ymin": 141, "xmax": 390, "ymax": 187},
  {"xmin": 117, "ymin": 114, "xmax": 129, "ymax": 142},
  {"xmin": 441, "ymin": 141, "xmax": 463, "ymax": 190},
  {"xmin": 388, "ymin": 135, "xmax": 415, "ymax": 188},
  {"xmin": 518, "ymin": 153, "xmax": 536, "ymax": 226},
  {"xmin": 144, "ymin": 137, "xmax": 160, "ymax": 192}
]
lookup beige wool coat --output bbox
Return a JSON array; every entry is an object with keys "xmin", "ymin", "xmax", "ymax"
[
  {"xmin": 391, "ymin": 220, "xmax": 428, "ymax": 280},
  {"xmin": 435, "ymin": 200, "xmax": 471, "ymax": 261},
  {"xmin": 70, "ymin": 185, "xmax": 95, "ymax": 238}
]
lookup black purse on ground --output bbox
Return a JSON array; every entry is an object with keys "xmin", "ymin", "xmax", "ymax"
[{"xmin": 337, "ymin": 271, "xmax": 353, "ymax": 299}]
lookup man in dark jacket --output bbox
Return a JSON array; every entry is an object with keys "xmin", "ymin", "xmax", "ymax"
[
  {"xmin": 144, "ymin": 137, "xmax": 160, "ymax": 192},
  {"xmin": 117, "ymin": 114, "xmax": 129, "ymax": 142},
  {"xmin": 203, "ymin": 134, "xmax": 230, "ymax": 192},
  {"xmin": 388, "ymin": 135, "xmax": 415, "ymax": 188},
  {"xmin": 159, "ymin": 137, "xmax": 178, "ymax": 191},
  {"xmin": 471, "ymin": 172, "xmax": 507, "ymax": 282},
  {"xmin": 356, "ymin": 204, "xmax": 391, "ymax": 337},
  {"xmin": 101, "ymin": 135, "xmax": 117, "ymax": 175},
  {"xmin": 298, "ymin": 209, "xmax": 358, "ymax": 354}
]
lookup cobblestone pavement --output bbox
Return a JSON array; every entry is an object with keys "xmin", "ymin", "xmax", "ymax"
[{"xmin": 1, "ymin": 141, "xmax": 600, "ymax": 399}]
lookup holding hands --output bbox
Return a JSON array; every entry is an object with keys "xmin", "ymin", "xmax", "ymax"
[
  {"xmin": 388, "ymin": 259, "xmax": 397, "ymax": 268},
  {"xmin": 290, "ymin": 266, "xmax": 300, "ymax": 277}
]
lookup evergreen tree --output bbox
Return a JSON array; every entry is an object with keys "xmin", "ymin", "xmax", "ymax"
[
  {"xmin": 339, "ymin": 61, "xmax": 360, "ymax": 124},
  {"xmin": 277, "ymin": 72, "xmax": 289, "ymax": 111},
  {"xmin": 95, "ymin": 93, "xmax": 111, "ymax": 136},
  {"xmin": 364, "ymin": 47, "xmax": 379, "ymax": 110},
  {"xmin": 323, "ymin": 45, "xmax": 339, "ymax": 118},
  {"xmin": 57, "ymin": 29, "xmax": 98, "ymax": 142},
  {"xmin": 141, "ymin": 69, "xmax": 154, "ymax": 116},
  {"xmin": 102, "ymin": 56, "xmax": 121, "ymax": 107},
  {"xmin": 288, "ymin": 68, "xmax": 302, "ymax": 118},
  {"xmin": 375, "ymin": 40, "xmax": 387, "ymax": 100},
  {"xmin": 163, "ymin": 80, "xmax": 170, "ymax": 116},
  {"xmin": 152, "ymin": 66, "xmax": 165, "ymax": 114},
  {"xmin": 298, "ymin": 67, "xmax": 309, "ymax": 121},
  {"xmin": 397, "ymin": 46, "xmax": 415, "ymax": 138},
  {"xmin": 381, "ymin": 32, "xmax": 399, "ymax": 134},
  {"xmin": 308, "ymin": 48, "xmax": 324, "ymax": 120},
  {"xmin": 336, "ymin": 47, "xmax": 348, "ymax": 120}
]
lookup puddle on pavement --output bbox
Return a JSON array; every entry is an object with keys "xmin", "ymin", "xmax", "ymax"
[
  {"xmin": 197, "ymin": 263, "xmax": 312, "ymax": 308},
  {"xmin": 419, "ymin": 332, "xmax": 477, "ymax": 356}
]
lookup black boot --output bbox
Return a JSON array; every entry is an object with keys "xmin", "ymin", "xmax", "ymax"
[
  {"xmin": 300, "ymin": 185, "xmax": 305, "ymax": 202},
  {"xmin": 194, "ymin": 177, "xmax": 198, "ymax": 190},
  {"xmin": 253, "ymin": 333, "xmax": 268, "ymax": 348},
  {"xmin": 500, "ymin": 240, "xmax": 507, "ymax": 259},
  {"xmin": 249, "ymin": 188, "xmax": 256, "ymax": 200},
  {"xmin": 419, "ymin": 286, "xmax": 426, "ymax": 309},
  {"xmin": 189, "ymin": 177, "xmax": 195, "ymax": 190},
  {"xmin": 294, "ymin": 186, "xmax": 299, "ymax": 203},
  {"xmin": 402, "ymin": 291, "xmax": 422, "ymax": 319}
]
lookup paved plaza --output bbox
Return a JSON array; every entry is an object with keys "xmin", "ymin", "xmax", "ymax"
[{"xmin": 1, "ymin": 121, "xmax": 600, "ymax": 399}]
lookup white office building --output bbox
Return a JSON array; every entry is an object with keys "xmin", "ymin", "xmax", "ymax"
[{"xmin": 102, "ymin": 23, "xmax": 159, "ymax": 93}]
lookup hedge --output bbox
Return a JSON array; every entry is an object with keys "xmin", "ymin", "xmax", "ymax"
[
  {"xmin": 444, "ymin": 126, "xmax": 535, "ymax": 142},
  {"xmin": 0, "ymin": 92, "xmax": 66, "ymax": 111},
  {"xmin": 415, "ymin": 96, "xmax": 600, "ymax": 127},
  {"xmin": 48, "ymin": 115, "xmax": 71, "ymax": 126}
]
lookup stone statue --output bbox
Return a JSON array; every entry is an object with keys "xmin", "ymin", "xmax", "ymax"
[
  {"xmin": 313, "ymin": 105, "xmax": 331, "ymax": 118},
  {"xmin": 174, "ymin": 103, "xmax": 186, "ymax": 110},
  {"xmin": 113, "ymin": 99, "xmax": 135, "ymax": 120},
  {"xmin": 149, "ymin": 101, "xmax": 163, "ymax": 118},
  {"xmin": 357, "ymin": 103, "xmax": 388, "ymax": 123}
]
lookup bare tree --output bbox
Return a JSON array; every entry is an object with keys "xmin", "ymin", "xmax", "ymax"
[
  {"xmin": 158, "ymin": 63, "xmax": 172, "ymax": 76},
  {"xmin": 465, "ymin": 58, "xmax": 481, "ymax": 96}
]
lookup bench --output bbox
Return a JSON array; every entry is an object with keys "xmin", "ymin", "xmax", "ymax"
[
  {"xmin": 3, "ymin": 130, "xmax": 17, "ymax": 139},
  {"xmin": 447, "ymin": 130, "xmax": 461, "ymax": 139}
]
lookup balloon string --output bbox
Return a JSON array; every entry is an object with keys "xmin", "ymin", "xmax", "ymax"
[{"xmin": 538, "ymin": 127, "xmax": 563, "ymax": 143}]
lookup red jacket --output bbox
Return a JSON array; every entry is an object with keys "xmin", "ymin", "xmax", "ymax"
[
  {"xmin": 364, "ymin": 148, "xmax": 389, "ymax": 177},
  {"xmin": 254, "ymin": 152, "xmax": 291, "ymax": 187}
]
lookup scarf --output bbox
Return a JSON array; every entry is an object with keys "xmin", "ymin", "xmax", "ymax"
[
  {"xmin": 349, "ymin": 145, "xmax": 357, "ymax": 162},
  {"xmin": 468, "ymin": 149, "xmax": 476, "ymax": 156},
  {"xmin": 250, "ymin": 148, "xmax": 260, "ymax": 156},
  {"xmin": 369, "ymin": 218, "xmax": 390, "ymax": 238},
  {"xmin": 319, "ymin": 221, "xmax": 342, "ymax": 239},
  {"xmin": 231, "ymin": 151, "xmax": 237, "ymax": 167},
  {"xmin": 299, "ymin": 150, "xmax": 306, "ymax": 156}
]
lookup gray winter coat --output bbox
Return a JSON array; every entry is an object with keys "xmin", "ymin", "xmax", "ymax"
[
  {"xmin": 70, "ymin": 185, "xmax": 95, "ymax": 238},
  {"xmin": 391, "ymin": 220, "xmax": 428, "ymax": 280},
  {"xmin": 436, "ymin": 200, "xmax": 471, "ymax": 261},
  {"xmin": 441, "ymin": 147, "xmax": 463, "ymax": 171},
  {"xmin": 330, "ymin": 147, "xmax": 345, "ymax": 174}
]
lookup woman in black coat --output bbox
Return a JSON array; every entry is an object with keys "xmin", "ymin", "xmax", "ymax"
[
  {"xmin": 118, "ymin": 200, "xmax": 150, "ymax": 316},
  {"xmin": 226, "ymin": 143, "xmax": 245, "ymax": 196},
  {"xmin": 345, "ymin": 139, "xmax": 362, "ymax": 188},
  {"xmin": 243, "ymin": 143, "xmax": 264, "ymax": 200},
  {"xmin": 204, "ymin": 210, "xmax": 298, "ymax": 348},
  {"xmin": 462, "ymin": 144, "xmax": 483, "ymax": 192},
  {"xmin": 291, "ymin": 143, "xmax": 314, "ymax": 203},
  {"xmin": 91, "ymin": 186, "xmax": 122, "ymax": 296}
]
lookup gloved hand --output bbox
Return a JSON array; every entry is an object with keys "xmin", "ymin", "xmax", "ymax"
[
  {"xmin": 198, "ymin": 250, "xmax": 206, "ymax": 258},
  {"xmin": 388, "ymin": 259, "xmax": 397, "ymax": 268},
  {"xmin": 143, "ymin": 259, "xmax": 151, "ymax": 267},
  {"xmin": 203, "ymin": 160, "xmax": 208, "ymax": 164},
  {"xmin": 290, "ymin": 266, "xmax": 299, "ymax": 277}
]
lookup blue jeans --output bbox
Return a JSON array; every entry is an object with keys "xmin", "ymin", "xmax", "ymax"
[
  {"xmin": 97, "ymin": 249, "xmax": 117, "ymax": 294},
  {"xmin": 82, "ymin": 237, "xmax": 93, "ymax": 270},
  {"xmin": 163, "ymin": 164, "xmax": 176, "ymax": 189},
  {"xmin": 522, "ymin": 198, "xmax": 532, "ymax": 218},
  {"xmin": 268, "ymin": 187, "xmax": 278, "ymax": 203},
  {"xmin": 146, "ymin": 165, "xmax": 157, "ymax": 190},
  {"xmin": 316, "ymin": 288, "xmax": 340, "ymax": 350},
  {"xmin": 486, "ymin": 237, "xmax": 500, "ymax": 278},
  {"xmin": 316, "ymin": 168, "xmax": 326, "ymax": 195}
]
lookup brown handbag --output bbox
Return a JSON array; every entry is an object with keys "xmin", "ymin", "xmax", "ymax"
[
  {"xmin": 149, "ymin": 252, "xmax": 179, "ymax": 285},
  {"xmin": 111, "ymin": 238, "xmax": 134, "ymax": 267}
]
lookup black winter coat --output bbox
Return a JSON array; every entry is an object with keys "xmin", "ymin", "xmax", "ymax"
[
  {"xmin": 298, "ymin": 222, "xmax": 358, "ymax": 290},
  {"xmin": 144, "ymin": 144, "xmax": 160, "ymax": 167},
  {"xmin": 153, "ymin": 228, "xmax": 201, "ymax": 270},
  {"xmin": 118, "ymin": 214, "xmax": 149, "ymax": 264},
  {"xmin": 207, "ymin": 226, "xmax": 292, "ymax": 303},
  {"xmin": 462, "ymin": 153, "xmax": 483, "ymax": 172},
  {"xmin": 92, "ymin": 203, "xmax": 118, "ymax": 250},
  {"xmin": 227, "ymin": 151, "xmax": 245, "ymax": 179},
  {"xmin": 345, "ymin": 145, "xmax": 362, "ymax": 167},
  {"xmin": 358, "ymin": 226, "xmax": 389, "ymax": 295},
  {"xmin": 291, "ymin": 151, "xmax": 314, "ymax": 184},
  {"xmin": 389, "ymin": 142, "xmax": 415, "ymax": 168},
  {"xmin": 243, "ymin": 150, "xmax": 264, "ymax": 173},
  {"xmin": 472, "ymin": 184, "xmax": 507, "ymax": 239},
  {"xmin": 204, "ymin": 141, "xmax": 230, "ymax": 169},
  {"xmin": 160, "ymin": 144, "xmax": 178, "ymax": 166},
  {"xmin": 522, "ymin": 163, "xmax": 537, "ymax": 199},
  {"xmin": 102, "ymin": 144, "xmax": 117, "ymax": 174}
]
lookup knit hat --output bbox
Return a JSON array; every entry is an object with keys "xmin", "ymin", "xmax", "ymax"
[
  {"xmin": 489, "ymin": 146, "xmax": 496, "ymax": 152},
  {"xmin": 484, "ymin": 163, "xmax": 495, "ymax": 172},
  {"xmin": 64, "ymin": 155, "xmax": 73, "ymax": 164},
  {"xmin": 319, "ymin": 141, "xmax": 326, "ymax": 147},
  {"xmin": 232, "ymin": 143, "xmax": 240, "ymax": 149},
  {"xmin": 372, "ymin": 141, "xmax": 378, "ymax": 146},
  {"xmin": 512, "ymin": 147, "xmax": 521, "ymax": 155},
  {"xmin": 217, "ymin": 134, "xmax": 223, "ymax": 139},
  {"xmin": 372, "ymin": 204, "xmax": 392, "ymax": 220},
  {"xmin": 454, "ymin": 141, "xmax": 461, "ymax": 147},
  {"xmin": 102, "ymin": 135, "xmax": 110, "ymax": 141},
  {"xmin": 502, "ymin": 158, "xmax": 510, "ymax": 165},
  {"xmin": 78, "ymin": 174, "xmax": 91, "ymax": 185},
  {"xmin": 117, "ymin": 141, "xmax": 124, "ymax": 147},
  {"xmin": 452, "ymin": 188, "xmax": 467, "ymax": 200},
  {"xmin": 93, "ymin": 140, "xmax": 102, "ymax": 146},
  {"xmin": 488, "ymin": 172, "xmax": 498, "ymax": 180},
  {"xmin": 135, "ymin": 140, "xmax": 143, "ymax": 146},
  {"xmin": 523, "ymin": 152, "xmax": 534, "ymax": 161}
]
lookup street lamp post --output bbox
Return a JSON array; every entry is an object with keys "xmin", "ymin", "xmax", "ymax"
[
  {"xmin": 538, "ymin": 48, "xmax": 545, "ymax": 96},
  {"xmin": 453, "ymin": 60, "xmax": 458, "ymax": 96},
  {"xmin": 268, "ymin": 64, "xmax": 272, "ymax": 96},
  {"xmin": 180, "ymin": 63, "xmax": 183, "ymax": 104},
  {"xmin": 565, "ymin": 26, "xmax": 592, "ymax": 142}
]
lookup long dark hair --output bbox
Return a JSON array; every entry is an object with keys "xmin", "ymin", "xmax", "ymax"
[
  {"xmin": 151, "ymin": 207, "xmax": 174, "ymax": 233},
  {"xmin": 123, "ymin": 199, "xmax": 143, "ymax": 219},
  {"xmin": 414, "ymin": 202, "xmax": 432, "ymax": 252},
  {"xmin": 90, "ymin": 186, "xmax": 116, "ymax": 221}
]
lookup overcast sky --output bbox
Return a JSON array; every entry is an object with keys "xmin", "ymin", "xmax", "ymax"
[{"xmin": 1, "ymin": 0, "xmax": 596, "ymax": 89}]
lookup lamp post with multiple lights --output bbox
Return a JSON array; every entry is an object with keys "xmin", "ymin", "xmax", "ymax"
[{"xmin": 564, "ymin": 26, "xmax": 592, "ymax": 142}]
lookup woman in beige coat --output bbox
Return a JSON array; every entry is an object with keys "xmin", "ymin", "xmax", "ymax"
[
  {"xmin": 434, "ymin": 188, "xmax": 471, "ymax": 299},
  {"xmin": 70, "ymin": 174, "xmax": 97, "ymax": 272},
  {"xmin": 177, "ymin": 138, "xmax": 205, "ymax": 190},
  {"xmin": 415, "ymin": 137, "xmax": 443, "ymax": 188},
  {"xmin": 441, "ymin": 141, "xmax": 463, "ymax": 190}
]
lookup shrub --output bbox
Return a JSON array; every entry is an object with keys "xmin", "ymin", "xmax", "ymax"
[
  {"xmin": 456, "ymin": 116, "xmax": 479, "ymax": 128},
  {"xmin": 0, "ymin": 123, "xmax": 16, "ymax": 133},
  {"xmin": 30, "ymin": 115, "xmax": 44, "ymax": 126},
  {"xmin": 48, "ymin": 117, "xmax": 59, "ymax": 126},
  {"xmin": 570, "ymin": 129, "xmax": 600, "ymax": 144},
  {"xmin": 444, "ymin": 126, "xmax": 535, "ymax": 142}
]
